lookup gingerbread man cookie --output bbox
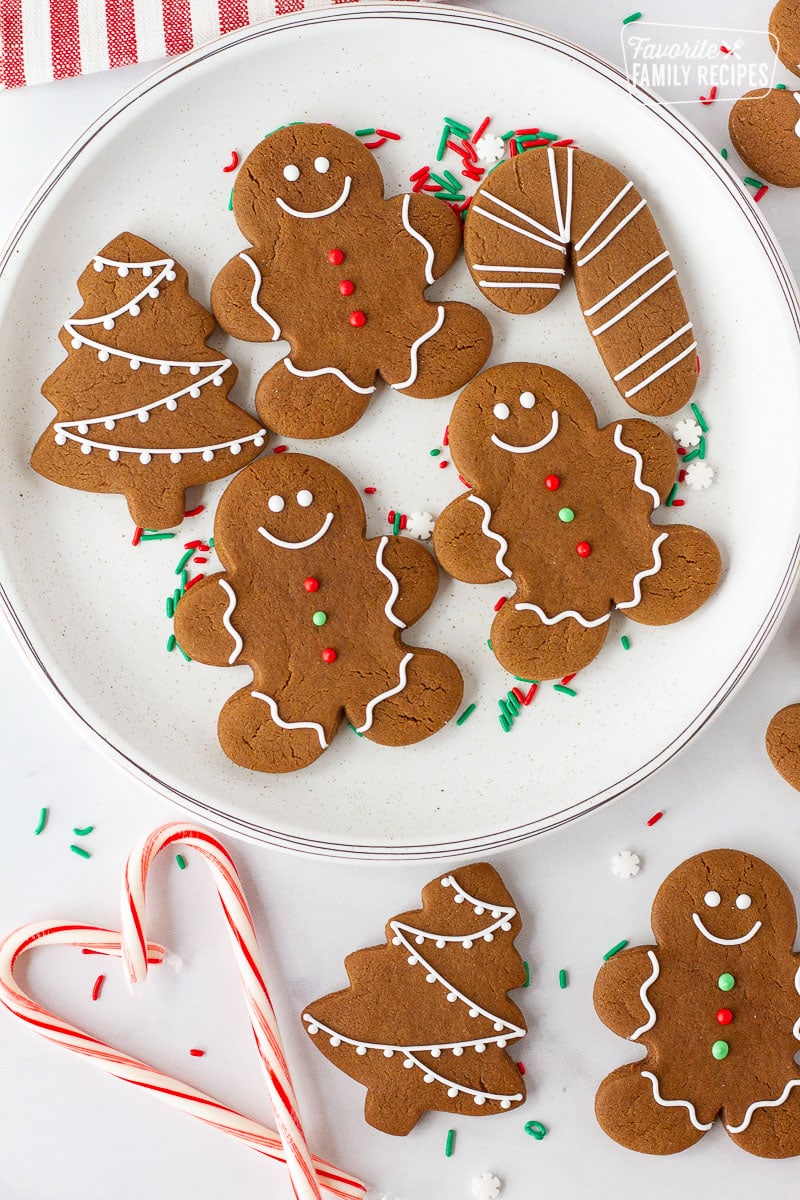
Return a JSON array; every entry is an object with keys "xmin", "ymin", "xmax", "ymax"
[
  {"xmin": 462, "ymin": 145, "xmax": 697, "ymax": 417},
  {"xmin": 594, "ymin": 850, "xmax": 800, "ymax": 1157},
  {"xmin": 174, "ymin": 453, "xmax": 463, "ymax": 773},
  {"xmin": 211, "ymin": 124, "xmax": 493, "ymax": 439},
  {"xmin": 432, "ymin": 363, "xmax": 721, "ymax": 681},
  {"xmin": 729, "ymin": 87, "xmax": 800, "ymax": 187}
]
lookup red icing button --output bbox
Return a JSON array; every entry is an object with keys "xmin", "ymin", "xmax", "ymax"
[
  {"xmin": 303, "ymin": 577, "xmax": 319, "ymax": 593},
  {"xmin": 716, "ymin": 1008, "xmax": 733, "ymax": 1025},
  {"xmin": 576, "ymin": 541, "xmax": 591, "ymax": 558},
  {"xmin": 321, "ymin": 647, "xmax": 337, "ymax": 663},
  {"xmin": 327, "ymin": 249, "xmax": 344, "ymax": 265},
  {"xmin": 544, "ymin": 474, "xmax": 560, "ymax": 491},
  {"xmin": 349, "ymin": 310, "xmax": 366, "ymax": 327},
  {"xmin": 339, "ymin": 279, "xmax": 355, "ymax": 296}
]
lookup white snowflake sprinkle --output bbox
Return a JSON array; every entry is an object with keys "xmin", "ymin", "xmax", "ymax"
[
  {"xmin": 471, "ymin": 1173, "xmax": 502, "ymax": 1200},
  {"xmin": 684, "ymin": 461, "xmax": 714, "ymax": 490},
  {"xmin": 405, "ymin": 511, "xmax": 435, "ymax": 540},
  {"xmin": 474, "ymin": 135, "xmax": 506, "ymax": 165},
  {"xmin": 673, "ymin": 418, "xmax": 702, "ymax": 448},
  {"xmin": 611, "ymin": 850, "xmax": 641, "ymax": 880}
]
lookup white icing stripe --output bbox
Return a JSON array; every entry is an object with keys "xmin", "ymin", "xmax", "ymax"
[
  {"xmin": 630, "ymin": 951, "xmax": 660, "ymax": 1040},
  {"xmin": 64, "ymin": 324, "xmax": 229, "ymax": 369},
  {"xmin": 641, "ymin": 1071, "xmax": 714, "ymax": 1132},
  {"xmin": 583, "ymin": 251, "xmax": 670, "ymax": 316},
  {"xmin": 547, "ymin": 145, "xmax": 573, "ymax": 243},
  {"xmin": 613, "ymin": 424, "xmax": 661, "ymax": 510},
  {"xmin": 71, "ymin": 259, "xmax": 175, "ymax": 326},
  {"xmin": 691, "ymin": 913, "xmax": 762, "ymax": 946},
  {"xmin": 284, "ymin": 358, "xmax": 375, "ymax": 395},
  {"xmin": 401, "ymin": 194, "xmax": 435, "ymax": 286},
  {"xmin": 92, "ymin": 256, "xmax": 168, "ymax": 269},
  {"xmin": 491, "ymin": 410, "xmax": 559, "ymax": 453},
  {"xmin": 479, "ymin": 188, "xmax": 565, "ymax": 245},
  {"xmin": 576, "ymin": 198, "xmax": 648, "ymax": 267},
  {"xmin": 302, "ymin": 1012, "xmax": 520, "ymax": 1055},
  {"xmin": 794, "ymin": 964, "xmax": 800, "ymax": 1041},
  {"xmin": 573, "ymin": 180, "xmax": 634, "ymax": 252},
  {"xmin": 218, "ymin": 579, "xmax": 243, "ymax": 666},
  {"xmin": 55, "ymin": 428, "xmax": 266, "ymax": 459},
  {"xmin": 403, "ymin": 1051, "xmax": 523, "ymax": 1105},
  {"xmin": 591, "ymin": 270, "xmax": 677, "ymax": 337},
  {"xmin": 474, "ymin": 265, "xmax": 566, "ymax": 274},
  {"xmin": 258, "ymin": 511, "xmax": 334, "ymax": 550},
  {"xmin": 514, "ymin": 602, "xmax": 610, "ymax": 629},
  {"xmin": 622, "ymin": 341, "xmax": 698, "ymax": 399},
  {"xmin": 239, "ymin": 252, "xmax": 281, "ymax": 341},
  {"xmin": 375, "ymin": 536, "xmax": 406, "ymax": 629},
  {"xmin": 55, "ymin": 363, "xmax": 231, "ymax": 432},
  {"xmin": 355, "ymin": 652, "xmax": 413, "ymax": 733},
  {"xmin": 614, "ymin": 322, "xmax": 694, "ymax": 382},
  {"xmin": 616, "ymin": 533, "xmax": 668, "ymax": 610},
  {"xmin": 726, "ymin": 1081, "xmax": 800, "ymax": 1135},
  {"xmin": 250, "ymin": 692, "xmax": 328, "ymax": 749},
  {"xmin": 442, "ymin": 874, "xmax": 516, "ymax": 920},
  {"xmin": 794, "ymin": 92, "xmax": 800, "ymax": 138},
  {"xmin": 468, "ymin": 495, "xmax": 512, "ymax": 578},
  {"xmin": 392, "ymin": 305, "xmax": 445, "ymax": 391},
  {"xmin": 480, "ymin": 282, "xmax": 562, "ymax": 290},
  {"xmin": 275, "ymin": 175, "xmax": 351, "ymax": 219},
  {"xmin": 472, "ymin": 205, "xmax": 568, "ymax": 254}
]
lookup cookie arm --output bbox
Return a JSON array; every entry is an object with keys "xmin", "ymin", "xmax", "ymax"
[
  {"xmin": 392, "ymin": 192, "xmax": 463, "ymax": 280},
  {"xmin": 433, "ymin": 493, "xmax": 509, "ymax": 584},
  {"xmin": 593, "ymin": 946, "xmax": 660, "ymax": 1040},
  {"xmin": 370, "ymin": 535, "xmax": 440, "ymax": 626},
  {"xmin": 173, "ymin": 574, "xmax": 244, "ymax": 667},
  {"xmin": 604, "ymin": 417, "xmax": 678, "ymax": 505},
  {"xmin": 211, "ymin": 250, "xmax": 283, "ymax": 344}
]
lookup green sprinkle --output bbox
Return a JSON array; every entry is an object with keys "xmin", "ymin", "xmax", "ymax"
[
  {"xmin": 175, "ymin": 549, "xmax": 194, "ymax": 574},
  {"xmin": 499, "ymin": 698, "xmax": 513, "ymax": 723},
  {"xmin": 34, "ymin": 807, "xmax": 48, "ymax": 836},
  {"xmin": 456, "ymin": 703, "xmax": 476, "ymax": 726},
  {"xmin": 622, "ymin": 11, "xmax": 642, "ymax": 23},
  {"xmin": 181, "ymin": 569, "xmax": 189, "ymax": 589},
  {"xmin": 698, "ymin": 435, "xmax": 707, "ymax": 460},
  {"xmin": 500, "ymin": 129, "xmax": 515, "ymax": 141},
  {"xmin": 166, "ymin": 596, "xmax": 174, "ymax": 619},
  {"xmin": 558, "ymin": 968, "xmax": 568, "ymax": 989},
  {"xmin": 499, "ymin": 713, "xmax": 511, "ymax": 732},
  {"xmin": 558, "ymin": 507, "xmax": 575, "ymax": 523},
  {"xmin": 312, "ymin": 611, "xmax": 327, "ymax": 626},
  {"xmin": 430, "ymin": 448, "xmax": 441, "ymax": 456},
  {"xmin": 514, "ymin": 676, "xmax": 538, "ymax": 683},
  {"xmin": 228, "ymin": 188, "xmax": 233, "ymax": 211},
  {"xmin": 427, "ymin": 171, "xmax": 450, "ymax": 189},
  {"xmin": 139, "ymin": 531, "xmax": 176, "ymax": 541},
  {"xmin": 505, "ymin": 690, "xmax": 521, "ymax": 715},
  {"xmin": 392, "ymin": 511, "xmax": 401, "ymax": 535},
  {"xmin": 70, "ymin": 844, "xmax": 91, "ymax": 860},
  {"xmin": 349, "ymin": 723, "xmax": 364, "ymax": 737},
  {"xmin": 553, "ymin": 684, "xmax": 577, "ymax": 697},
  {"xmin": 445, "ymin": 1128, "xmax": 456, "ymax": 1157},
  {"xmin": 682, "ymin": 446, "xmax": 701, "ymax": 463},
  {"xmin": 166, "ymin": 634, "xmax": 177, "ymax": 652},
  {"xmin": 176, "ymin": 853, "xmax": 187, "ymax": 869},
  {"xmin": 718, "ymin": 972, "xmax": 735, "ymax": 992},
  {"xmin": 487, "ymin": 639, "xmax": 492, "ymax": 650},
  {"xmin": 442, "ymin": 169, "xmax": 460, "ymax": 189},
  {"xmin": 523, "ymin": 961, "xmax": 530, "ymax": 987},
  {"xmin": 208, "ymin": 537, "xmax": 215, "ymax": 549},
  {"xmin": 176, "ymin": 640, "xmax": 191, "ymax": 662},
  {"xmin": 436, "ymin": 125, "xmax": 450, "ymax": 161},
  {"xmin": 665, "ymin": 482, "xmax": 679, "ymax": 506},
  {"xmin": 72, "ymin": 825, "xmax": 94, "ymax": 837},
  {"xmin": 621, "ymin": 635, "xmax": 631, "ymax": 651},
  {"xmin": 720, "ymin": 147, "xmax": 728, "ymax": 159},
  {"xmin": 603, "ymin": 939, "xmax": 628, "ymax": 961},
  {"xmin": 690, "ymin": 403, "xmax": 708, "ymax": 432},
  {"xmin": 744, "ymin": 176, "xmax": 764, "ymax": 189},
  {"xmin": 711, "ymin": 1039, "xmax": 729, "ymax": 1060},
  {"xmin": 538, "ymin": 131, "xmax": 558, "ymax": 141},
  {"xmin": 432, "ymin": 191, "xmax": 466, "ymax": 203},
  {"xmin": 525, "ymin": 1120, "xmax": 548, "ymax": 1140},
  {"xmin": 355, "ymin": 127, "xmax": 376, "ymax": 137},
  {"xmin": 777, "ymin": 83, "xmax": 787, "ymax": 89},
  {"xmin": 444, "ymin": 117, "xmax": 471, "ymax": 136}
]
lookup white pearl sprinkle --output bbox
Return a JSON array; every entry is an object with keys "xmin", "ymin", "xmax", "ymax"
[
  {"xmin": 166, "ymin": 399, "xmax": 178, "ymax": 411},
  {"xmin": 142, "ymin": 266, "xmax": 152, "ymax": 277},
  {"xmin": 129, "ymin": 303, "xmax": 140, "ymax": 317},
  {"xmin": 330, "ymin": 1036, "xmax": 341, "ymax": 1047},
  {"xmin": 159, "ymin": 363, "xmax": 170, "ymax": 375},
  {"xmin": 202, "ymin": 450, "xmax": 214, "ymax": 462},
  {"xmin": 98, "ymin": 350, "xmax": 109, "ymax": 362},
  {"xmin": 77, "ymin": 423, "xmax": 89, "ymax": 435},
  {"xmin": 356, "ymin": 1046, "xmax": 367, "ymax": 1056},
  {"xmin": 129, "ymin": 359, "xmax": 140, "ymax": 370},
  {"xmin": 104, "ymin": 419, "xmax": 115, "ymax": 431},
  {"xmin": 103, "ymin": 318, "xmax": 115, "ymax": 331},
  {"xmin": 117, "ymin": 265, "xmax": 129, "ymax": 277},
  {"xmin": 165, "ymin": 270, "xmax": 177, "ymax": 282},
  {"xmin": 447, "ymin": 1087, "xmax": 458, "ymax": 1098},
  {"xmin": 452, "ymin": 1047, "xmax": 464, "ymax": 1057},
  {"xmin": 108, "ymin": 449, "xmax": 119, "ymax": 462},
  {"xmin": 254, "ymin": 435, "xmax": 265, "ymax": 447},
  {"xmin": 474, "ymin": 1096, "xmax": 486, "ymax": 1106},
  {"xmin": 139, "ymin": 452, "xmax": 151, "ymax": 464},
  {"xmin": 54, "ymin": 433, "xmax": 67, "ymax": 445},
  {"xmin": 81, "ymin": 443, "xmax": 92, "ymax": 455},
  {"xmin": 190, "ymin": 365, "xmax": 201, "ymax": 376},
  {"xmin": 230, "ymin": 443, "xmax": 242, "ymax": 456},
  {"xmin": 71, "ymin": 337, "xmax": 82, "ymax": 349},
  {"xmin": 138, "ymin": 410, "xmax": 149, "ymax": 423},
  {"xmin": 213, "ymin": 375, "xmax": 223, "ymax": 386},
  {"xmin": 307, "ymin": 1023, "xmax": 319, "ymax": 1035},
  {"xmin": 92, "ymin": 260, "xmax": 103, "ymax": 272},
  {"xmin": 170, "ymin": 452, "xmax": 182, "ymax": 463},
  {"xmin": 189, "ymin": 387, "xmax": 201, "ymax": 399}
]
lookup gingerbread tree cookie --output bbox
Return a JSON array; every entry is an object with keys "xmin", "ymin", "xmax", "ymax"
[
  {"xmin": 302, "ymin": 863, "xmax": 527, "ymax": 1135},
  {"xmin": 30, "ymin": 233, "xmax": 267, "ymax": 529},
  {"xmin": 462, "ymin": 145, "xmax": 697, "ymax": 416},
  {"xmin": 211, "ymin": 123, "xmax": 493, "ymax": 439},
  {"xmin": 174, "ymin": 453, "xmax": 463, "ymax": 773},
  {"xmin": 433, "ymin": 363, "xmax": 721, "ymax": 681},
  {"xmin": 594, "ymin": 850, "xmax": 800, "ymax": 1157}
]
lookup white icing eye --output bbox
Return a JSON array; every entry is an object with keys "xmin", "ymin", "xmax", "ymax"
[
  {"xmin": 736, "ymin": 893, "xmax": 752, "ymax": 910},
  {"xmin": 283, "ymin": 164, "xmax": 300, "ymax": 182},
  {"xmin": 267, "ymin": 495, "xmax": 285, "ymax": 513},
  {"xmin": 493, "ymin": 402, "xmax": 510, "ymax": 420},
  {"xmin": 314, "ymin": 156, "xmax": 330, "ymax": 174},
  {"xmin": 296, "ymin": 490, "xmax": 313, "ymax": 507},
  {"xmin": 519, "ymin": 391, "xmax": 536, "ymax": 409},
  {"xmin": 704, "ymin": 890, "xmax": 721, "ymax": 908}
]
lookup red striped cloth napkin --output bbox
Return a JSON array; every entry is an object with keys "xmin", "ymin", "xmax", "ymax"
[{"xmin": 0, "ymin": 0, "xmax": 417, "ymax": 90}]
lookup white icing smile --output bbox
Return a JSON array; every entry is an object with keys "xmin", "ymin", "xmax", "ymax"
[
  {"xmin": 275, "ymin": 176, "xmax": 352, "ymax": 219},
  {"xmin": 490, "ymin": 410, "xmax": 559, "ymax": 454},
  {"xmin": 692, "ymin": 912, "xmax": 762, "ymax": 946},
  {"xmin": 258, "ymin": 511, "xmax": 334, "ymax": 549}
]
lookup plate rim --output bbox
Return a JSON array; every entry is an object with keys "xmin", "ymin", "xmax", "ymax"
[{"xmin": 2, "ymin": 1, "xmax": 800, "ymax": 860}]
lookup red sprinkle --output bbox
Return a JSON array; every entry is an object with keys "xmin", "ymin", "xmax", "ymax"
[
  {"xmin": 545, "ymin": 474, "xmax": 560, "ymax": 491},
  {"xmin": 461, "ymin": 139, "xmax": 478, "ymax": 162},
  {"xmin": 494, "ymin": 596, "xmax": 508, "ymax": 611},
  {"xmin": 677, "ymin": 446, "xmax": 687, "ymax": 456},
  {"xmin": 439, "ymin": 460, "xmax": 449, "ymax": 468},
  {"xmin": 523, "ymin": 683, "xmax": 538, "ymax": 705},
  {"xmin": 321, "ymin": 647, "xmax": 337, "ymax": 663},
  {"xmin": 509, "ymin": 139, "xmax": 519, "ymax": 157},
  {"xmin": 472, "ymin": 116, "xmax": 491, "ymax": 143},
  {"xmin": 273, "ymin": 445, "xmax": 288, "ymax": 454},
  {"xmin": 184, "ymin": 574, "xmax": 204, "ymax": 589},
  {"xmin": 515, "ymin": 127, "xmax": 540, "ymax": 136},
  {"xmin": 91, "ymin": 974, "xmax": 105, "ymax": 1002},
  {"xmin": 447, "ymin": 139, "xmax": 471, "ymax": 160},
  {"xmin": 576, "ymin": 541, "xmax": 591, "ymax": 558},
  {"xmin": 409, "ymin": 166, "xmax": 429, "ymax": 182},
  {"xmin": 647, "ymin": 811, "xmax": 664, "ymax": 827},
  {"xmin": 462, "ymin": 166, "xmax": 484, "ymax": 181},
  {"xmin": 364, "ymin": 137, "xmax": 388, "ymax": 150},
  {"xmin": 375, "ymin": 128, "xmax": 401, "ymax": 140},
  {"xmin": 458, "ymin": 475, "xmax": 471, "ymax": 488},
  {"xmin": 671, "ymin": 499, "xmax": 686, "ymax": 507},
  {"xmin": 696, "ymin": 354, "xmax": 701, "ymax": 374},
  {"xmin": 327, "ymin": 249, "xmax": 344, "ymax": 265},
  {"xmin": 189, "ymin": 1048, "xmax": 205, "ymax": 1057},
  {"xmin": 443, "ymin": 425, "xmax": 449, "ymax": 446},
  {"xmin": 387, "ymin": 510, "xmax": 396, "ymax": 522},
  {"xmin": 412, "ymin": 177, "xmax": 427, "ymax": 193},
  {"xmin": 517, "ymin": 1061, "xmax": 526, "ymax": 1075},
  {"xmin": 304, "ymin": 577, "xmax": 319, "ymax": 593},
  {"xmin": 716, "ymin": 1008, "xmax": 733, "ymax": 1026},
  {"xmin": 561, "ymin": 673, "xmax": 576, "ymax": 685},
  {"xmin": 131, "ymin": 526, "xmax": 143, "ymax": 547},
  {"xmin": 753, "ymin": 184, "xmax": 769, "ymax": 203},
  {"xmin": 520, "ymin": 138, "xmax": 551, "ymax": 148},
  {"xmin": 339, "ymin": 280, "xmax": 355, "ymax": 296},
  {"xmin": 222, "ymin": 150, "xmax": 239, "ymax": 173},
  {"xmin": 399, "ymin": 514, "xmax": 407, "ymax": 530},
  {"xmin": 364, "ymin": 486, "xmax": 377, "ymax": 494},
  {"xmin": 349, "ymin": 310, "xmax": 366, "ymax": 327},
  {"xmin": 193, "ymin": 556, "xmax": 208, "ymax": 564},
  {"xmin": 552, "ymin": 138, "xmax": 574, "ymax": 147},
  {"xmin": 184, "ymin": 505, "xmax": 205, "ymax": 517},
  {"xmin": 511, "ymin": 687, "xmax": 525, "ymax": 704},
  {"xmin": 184, "ymin": 540, "xmax": 204, "ymax": 549},
  {"xmin": 678, "ymin": 469, "xmax": 686, "ymax": 483}
]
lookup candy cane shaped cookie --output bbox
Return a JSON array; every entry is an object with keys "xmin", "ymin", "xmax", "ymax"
[{"xmin": 463, "ymin": 146, "xmax": 697, "ymax": 417}]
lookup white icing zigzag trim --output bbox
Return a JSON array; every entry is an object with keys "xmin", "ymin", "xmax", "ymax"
[
  {"xmin": 616, "ymin": 533, "xmax": 668, "ymax": 611},
  {"xmin": 401, "ymin": 194, "xmax": 435, "ymax": 286},
  {"xmin": 375, "ymin": 536, "xmax": 406, "ymax": 628},
  {"xmin": 392, "ymin": 305, "xmax": 445, "ymax": 391},
  {"xmin": 218, "ymin": 579, "xmax": 243, "ymax": 666},
  {"xmin": 514, "ymin": 602, "xmax": 610, "ymax": 630},
  {"xmin": 491, "ymin": 410, "xmax": 559, "ymax": 454},
  {"xmin": 250, "ymin": 692, "xmax": 328, "ymax": 749},
  {"xmin": 691, "ymin": 913, "xmax": 762, "ymax": 946},
  {"xmin": 629, "ymin": 950, "xmax": 659, "ymax": 1041},
  {"xmin": 355, "ymin": 653, "xmax": 413, "ymax": 734},
  {"xmin": 613, "ymin": 424, "xmax": 660, "ymax": 510},
  {"xmin": 239, "ymin": 252, "xmax": 281, "ymax": 341},
  {"xmin": 726, "ymin": 1080, "xmax": 800, "ymax": 1135},
  {"xmin": 284, "ymin": 357, "xmax": 375, "ymax": 396},
  {"xmin": 258, "ymin": 511, "xmax": 334, "ymax": 550},
  {"xmin": 641, "ymin": 1071, "xmax": 714, "ymax": 1132},
  {"xmin": 467, "ymin": 495, "xmax": 512, "ymax": 578},
  {"xmin": 276, "ymin": 176, "xmax": 352, "ymax": 219}
]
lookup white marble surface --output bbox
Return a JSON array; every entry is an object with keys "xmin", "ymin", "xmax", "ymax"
[{"xmin": 3, "ymin": 2, "xmax": 800, "ymax": 1198}]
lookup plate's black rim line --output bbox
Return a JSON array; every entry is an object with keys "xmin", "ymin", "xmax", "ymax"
[{"xmin": 1, "ymin": 3, "xmax": 800, "ymax": 861}]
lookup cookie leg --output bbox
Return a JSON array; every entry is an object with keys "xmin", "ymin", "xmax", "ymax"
[
  {"xmin": 217, "ymin": 687, "xmax": 331, "ymax": 773},
  {"xmin": 255, "ymin": 358, "xmax": 373, "ymax": 439},
  {"xmin": 596, "ymin": 1065, "xmax": 709, "ymax": 1155},
  {"xmin": 491, "ymin": 603, "xmax": 608, "ymax": 680},
  {"xmin": 126, "ymin": 484, "xmax": 187, "ymax": 531},
  {"xmin": 766, "ymin": 704, "xmax": 800, "ymax": 792},
  {"xmin": 354, "ymin": 649, "xmax": 463, "ymax": 746},
  {"xmin": 727, "ymin": 1080, "xmax": 800, "ymax": 1157},
  {"xmin": 622, "ymin": 525, "xmax": 721, "ymax": 626},
  {"xmin": 388, "ymin": 302, "xmax": 492, "ymax": 399}
]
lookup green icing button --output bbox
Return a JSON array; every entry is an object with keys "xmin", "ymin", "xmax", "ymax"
[
  {"xmin": 718, "ymin": 973, "xmax": 735, "ymax": 992},
  {"xmin": 711, "ymin": 1040, "xmax": 729, "ymax": 1060},
  {"xmin": 312, "ymin": 611, "xmax": 327, "ymax": 626},
  {"xmin": 558, "ymin": 508, "xmax": 575, "ymax": 523}
]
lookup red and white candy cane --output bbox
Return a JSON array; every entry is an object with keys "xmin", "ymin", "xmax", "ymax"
[{"xmin": 0, "ymin": 824, "xmax": 365, "ymax": 1200}]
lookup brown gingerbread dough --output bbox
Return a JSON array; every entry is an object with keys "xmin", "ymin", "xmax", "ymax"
[
  {"xmin": 594, "ymin": 849, "xmax": 800, "ymax": 1157},
  {"xmin": 729, "ymin": 87, "xmax": 800, "ymax": 187},
  {"xmin": 770, "ymin": 0, "xmax": 800, "ymax": 75},
  {"xmin": 766, "ymin": 703, "xmax": 800, "ymax": 789}
]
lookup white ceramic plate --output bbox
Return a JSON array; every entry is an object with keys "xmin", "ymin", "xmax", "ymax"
[{"xmin": 2, "ymin": 3, "xmax": 800, "ymax": 859}]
